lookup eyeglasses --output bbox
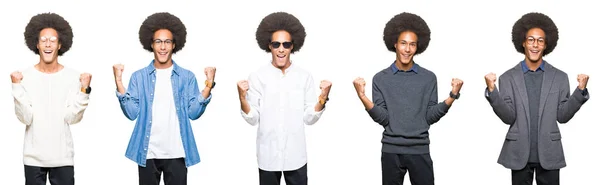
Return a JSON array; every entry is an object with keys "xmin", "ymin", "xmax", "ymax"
[
  {"xmin": 153, "ymin": 39, "xmax": 173, "ymax": 45},
  {"xmin": 270, "ymin": 41, "xmax": 293, "ymax": 49},
  {"xmin": 39, "ymin": 36, "xmax": 58, "ymax": 44},
  {"xmin": 526, "ymin": 36, "xmax": 545, "ymax": 46}
]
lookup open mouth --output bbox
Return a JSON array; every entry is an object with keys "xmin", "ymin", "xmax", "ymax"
[
  {"xmin": 529, "ymin": 49, "xmax": 540, "ymax": 54},
  {"xmin": 158, "ymin": 51, "xmax": 168, "ymax": 56},
  {"xmin": 43, "ymin": 50, "xmax": 53, "ymax": 54},
  {"xmin": 277, "ymin": 54, "xmax": 286, "ymax": 59}
]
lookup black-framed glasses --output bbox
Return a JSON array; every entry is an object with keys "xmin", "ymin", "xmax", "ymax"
[
  {"xmin": 153, "ymin": 39, "xmax": 173, "ymax": 45},
  {"xmin": 526, "ymin": 36, "xmax": 545, "ymax": 46},
  {"xmin": 270, "ymin": 41, "xmax": 293, "ymax": 49}
]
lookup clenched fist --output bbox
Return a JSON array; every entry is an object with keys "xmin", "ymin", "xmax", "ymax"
[
  {"xmin": 11, "ymin": 71, "xmax": 23, "ymax": 83},
  {"xmin": 80, "ymin": 73, "xmax": 92, "ymax": 88},
  {"xmin": 451, "ymin": 78, "xmax": 464, "ymax": 95},
  {"xmin": 237, "ymin": 80, "xmax": 249, "ymax": 99},
  {"xmin": 113, "ymin": 64, "xmax": 125, "ymax": 81},
  {"xmin": 485, "ymin": 73, "xmax": 496, "ymax": 92},
  {"xmin": 577, "ymin": 74, "xmax": 589, "ymax": 90},
  {"xmin": 353, "ymin": 77, "xmax": 366, "ymax": 96},
  {"xmin": 205, "ymin": 67, "xmax": 216, "ymax": 82},
  {"xmin": 319, "ymin": 80, "xmax": 332, "ymax": 97}
]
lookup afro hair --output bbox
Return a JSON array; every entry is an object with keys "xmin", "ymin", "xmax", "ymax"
[
  {"xmin": 512, "ymin": 12, "xmax": 558, "ymax": 56},
  {"xmin": 139, "ymin": 12, "xmax": 187, "ymax": 53},
  {"xmin": 24, "ymin": 13, "xmax": 73, "ymax": 56},
  {"xmin": 256, "ymin": 12, "xmax": 306, "ymax": 53},
  {"xmin": 383, "ymin": 12, "xmax": 431, "ymax": 55}
]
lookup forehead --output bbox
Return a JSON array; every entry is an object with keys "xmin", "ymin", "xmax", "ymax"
[
  {"xmin": 397, "ymin": 31, "xmax": 418, "ymax": 42},
  {"xmin": 271, "ymin": 30, "xmax": 292, "ymax": 41},
  {"xmin": 153, "ymin": 29, "xmax": 173, "ymax": 39},
  {"xmin": 39, "ymin": 28, "xmax": 58, "ymax": 37},
  {"xmin": 526, "ymin": 28, "xmax": 546, "ymax": 37}
]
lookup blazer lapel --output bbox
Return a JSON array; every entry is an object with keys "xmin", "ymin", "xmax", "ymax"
[
  {"xmin": 511, "ymin": 64, "xmax": 531, "ymax": 128},
  {"xmin": 538, "ymin": 63, "xmax": 556, "ymax": 126}
]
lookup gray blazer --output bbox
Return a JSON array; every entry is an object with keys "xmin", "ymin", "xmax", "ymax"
[{"xmin": 485, "ymin": 62, "xmax": 589, "ymax": 170}]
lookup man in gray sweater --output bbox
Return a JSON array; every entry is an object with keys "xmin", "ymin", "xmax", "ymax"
[
  {"xmin": 484, "ymin": 12, "xmax": 589, "ymax": 185},
  {"xmin": 353, "ymin": 12, "xmax": 463, "ymax": 185}
]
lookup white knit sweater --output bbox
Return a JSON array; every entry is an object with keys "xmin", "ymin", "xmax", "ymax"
[{"xmin": 12, "ymin": 66, "xmax": 90, "ymax": 167}]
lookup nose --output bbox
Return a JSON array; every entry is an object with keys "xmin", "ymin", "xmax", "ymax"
[
  {"xmin": 45, "ymin": 40, "xmax": 51, "ymax": 47},
  {"xmin": 277, "ymin": 46, "xmax": 284, "ymax": 53},
  {"xmin": 404, "ymin": 45, "xmax": 411, "ymax": 53},
  {"xmin": 160, "ymin": 42, "xmax": 167, "ymax": 50}
]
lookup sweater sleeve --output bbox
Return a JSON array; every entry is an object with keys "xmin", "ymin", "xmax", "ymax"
[
  {"xmin": 64, "ymin": 82, "xmax": 90, "ymax": 125},
  {"xmin": 425, "ymin": 77, "xmax": 450, "ymax": 125},
  {"xmin": 12, "ymin": 83, "xmax": 34, "ymax": 125}
]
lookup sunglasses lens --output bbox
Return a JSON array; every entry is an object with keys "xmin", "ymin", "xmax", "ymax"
[
  {"xmin": 282, "ymin": 42, "xmax": 293, "ymax": 49},
  {"xmin": 271, "ymin": 42, "xmax": 281, "ymax": 48}
]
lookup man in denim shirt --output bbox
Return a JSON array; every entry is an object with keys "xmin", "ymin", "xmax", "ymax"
[{"xmin": 112, "ymin": 12, "xmax": 216, "ymax": 185}]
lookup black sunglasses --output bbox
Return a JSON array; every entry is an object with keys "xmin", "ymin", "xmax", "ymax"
[{"xmin": 270, "ymin": 41, "xmax": 293, "ymax": 49}]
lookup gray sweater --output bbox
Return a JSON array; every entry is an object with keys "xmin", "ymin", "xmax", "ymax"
[{"xmin": 367, "ymin": 63, "xmax": 450, "ymax": 154}]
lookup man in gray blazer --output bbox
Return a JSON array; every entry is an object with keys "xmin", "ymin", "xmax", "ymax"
[{"xmin": 484, "ymin": 12, "xmax": 589, "ymax": 185}]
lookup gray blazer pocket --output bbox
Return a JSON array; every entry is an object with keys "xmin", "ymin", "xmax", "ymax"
[
  {"xmin": 550, "ymin": 132, "xmax": 562, "ymax": 141},
  {"xmin": 506, "ymin": 133, "xmax": 519, "ymax": 141}
]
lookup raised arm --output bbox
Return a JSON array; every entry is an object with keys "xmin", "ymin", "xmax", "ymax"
[
  {"xmin": 303, "ymin": 76, "xmax": 330, "ymax": 125},
  {"xmin": 239, "ymin": 74, "xmax": 261, "ymax": 126},
  {"xmin": 114, "ymin": 64, "xmax": 140, "ymax": 121},
  {"xmin": 557, "ymin": 74, "xmax": 590, "ymax": 123},
  {"xmin": 187, "ymin": 67, "xmax": 215, "ymax": 120},
  {"xmin": 64, "ymin": 73, "xmax": 91, "ymax": 124},
  {"xmin": 485, "ymin": 73, "xmax": 517, "ymax": 125},
  {"xmin": 11, "ymin": 71, "xmax": 33, "ymax": 125},
  {"xmin": 353, "ymin": 77, "xmax": 388, "ymax": 127}
]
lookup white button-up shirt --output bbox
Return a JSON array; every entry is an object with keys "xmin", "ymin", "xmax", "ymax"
[{"xmin": 241, "ymin": 62, "xmax": 325, "ymax": 171}]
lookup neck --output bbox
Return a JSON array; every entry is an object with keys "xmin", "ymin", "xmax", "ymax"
[
  {"xmin": 394, "ymin": 60, "xmax": 414, "ymax": 71},
  {"xmin": 272, "ymin": 61, "xmax": 291, "ymax": 74},
  {"xmin": 36, "ymin": 60, "xmax": 62, "ymax": 73},
  {"xmin": 525, "ymin": 58, "xmax": 542, "ymax": 71},
  {"xmin": 154, "ymin": 59, "xmax": 173, "ymax": 69}
]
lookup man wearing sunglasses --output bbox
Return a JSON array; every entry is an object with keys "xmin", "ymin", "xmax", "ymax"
[
  {"xmin": 112, "ymin": 12, "xmax": 216, "ymax": 185},
  {"xmin": 11, "ymin": 13, "xmax": 91, "ymax": 185},
  {"xmin": 484, "ymin": 12, "xmax": 589, "ymax": 185},
  {"xmin": 352, "ymin": 12, "xmax": 463, "ymax": 185},
  {"xmin": 237, "ymin": 12, "xmax": 332, "ymax": 185}
]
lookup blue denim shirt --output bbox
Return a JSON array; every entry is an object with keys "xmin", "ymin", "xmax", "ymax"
[{"xmin": 116, "ymin": 60, "xmax": 212, "ymax": 167}]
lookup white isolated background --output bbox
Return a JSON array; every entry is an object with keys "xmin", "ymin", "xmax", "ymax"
[{"xmin": 0, "ymin": 0, "xmax": 597, "ymax": 184}]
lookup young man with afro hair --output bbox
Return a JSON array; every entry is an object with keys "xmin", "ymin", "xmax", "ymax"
[
  {"xmin": 236, "ymin": 12, "xmax": 332, "ymax": 185},
  {"xmin": 112, "ymin": 12, "xmax": 216, "ymax": 185},
  {"xmin": 484, "ymin": 12, "xmax": 589, "ymax": 185},
  {"xmin": 11, "ymin": 12, "xmax": 92, "ymax": 185},
  {"xmin": 352, "ymin": 12, "xmax": 464, "ymax": 185}
]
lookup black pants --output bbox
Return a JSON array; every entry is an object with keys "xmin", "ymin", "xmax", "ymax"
[
  {"xmin": 259, "ymin": 163, "xmax": 307, "ymax": 185},
  {"xmin": 381, "ymin": 152, "xmax": 434, "ymax": 185},
  {"xmin": 24, "ymin": 165, "xmax": 74, "ymax": 185},
  {"xmin": 512, "ymin": 163, "xmax": 559, "ymax": 185},
  {"xmin": 138, "ymin": 158, "xmax": 187, "ymax": 185}
]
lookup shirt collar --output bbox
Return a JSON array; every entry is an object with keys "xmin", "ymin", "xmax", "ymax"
[
  {"xmin": 391, "ymin": 61, "xmax": 418, "ymax": 74},
  {"xmin": 146, "ymin": 59, "xmax": 181, "ymax": 76},
  {"xmin": 521, "ymin": 60, "xmax": 545, "ymax": 73}
]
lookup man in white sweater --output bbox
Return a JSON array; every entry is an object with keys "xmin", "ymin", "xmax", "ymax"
[{"xmin": 11, "ymin": 13, "xmax": 91, "ymax": 185}]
